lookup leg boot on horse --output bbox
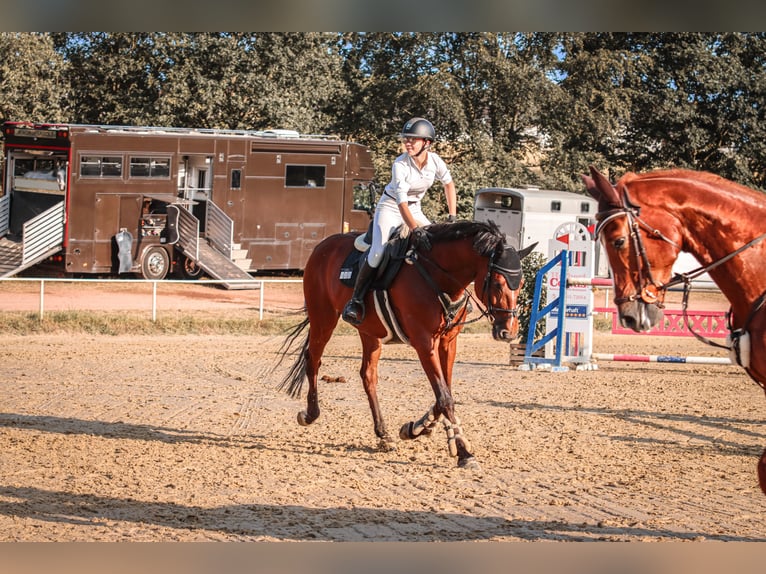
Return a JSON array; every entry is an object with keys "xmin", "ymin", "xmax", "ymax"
[{"xmin": 342, "ymin": 258, "xmax": 376, "ymax": 326}]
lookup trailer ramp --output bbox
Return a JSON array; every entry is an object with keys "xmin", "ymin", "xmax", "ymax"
[
  {"xmin": 196, "ymin": 239, "xmax": 258, "ymax": 290},
  {"xmin": 0, "ymin": 200, "xmax": 65, "ymax": 278}
]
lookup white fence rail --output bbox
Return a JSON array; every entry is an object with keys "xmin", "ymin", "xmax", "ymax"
[{"xmin": 0, "ymin": 277, "xmax": 303, "ymax": 322}]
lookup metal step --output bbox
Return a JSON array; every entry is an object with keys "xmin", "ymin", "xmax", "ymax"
[{"xmin": 195, "ymin": 240, "xmax": 259, "ymax": 290}]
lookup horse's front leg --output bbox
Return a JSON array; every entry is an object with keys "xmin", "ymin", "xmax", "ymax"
[
  {"xmin": 404, "ymin": 337, "xmax": 480, "ymax": 470},
  {"xmin": 398, "ymin": 334, "xmax": 457, "ymax": 439},
  {"xmin": 436, "ymin": 333, "xmax": 479, "ymax": 469},
  {"xmin": 360, "ymin": 333, "xmax": 396, "ymax": 451}
]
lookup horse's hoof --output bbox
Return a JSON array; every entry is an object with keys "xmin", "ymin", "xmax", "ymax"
[
  {"xmin": 297, "ymin": 411, "xmax": 311, "ymax": 426},
  {"xmin": 399, "ymin": 421, "xmax": 414, "ymax": 440},
  {"xmin": 458, "ymin": 456, "xmax": 481, "ymax": 471},
  {"xmin": 378, "ymin": 437, "xmax": 397, "ymax": 452}
]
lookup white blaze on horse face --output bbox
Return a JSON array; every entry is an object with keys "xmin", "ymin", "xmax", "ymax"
[{"xmin": 599, "ymin": 220, "xmax": 635, "ymax": 302}]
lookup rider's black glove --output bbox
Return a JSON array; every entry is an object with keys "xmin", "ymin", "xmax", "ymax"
[{"xmin": 411, "ymin": 227, "xmax": 432, "ymax": 251}]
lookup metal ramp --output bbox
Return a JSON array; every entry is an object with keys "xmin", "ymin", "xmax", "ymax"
[
  {"xmin": 0, "ymin": 199, "xmax": 65, "ymax": 278},
  {"xmin": 0, "ymin": 236, "xmax": 24, "ymax": 277},
  {"xmin": 175, "ymin": 201, "xmax": 257, "ymax": 290},
  {"xmin": 195, "ymin": 239, "xmax": 257, "ymax": 290}
]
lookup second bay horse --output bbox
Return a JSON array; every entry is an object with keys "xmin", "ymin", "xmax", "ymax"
[
  {"xmin": 582, "ymin": 165, "xmax": 766, "ymax": 494},
  {"xmin": 276, "ymin": 220, "xmax": 535, "ymax": 469}
]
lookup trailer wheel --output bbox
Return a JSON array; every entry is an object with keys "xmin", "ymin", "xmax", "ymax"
[
  {"xmin": 140, "ymin": 246, "xmax": 170, "ymax": 280},
  {"xmin": 178, "ymin": 255, "xmax": 205, "ymax": 280}
]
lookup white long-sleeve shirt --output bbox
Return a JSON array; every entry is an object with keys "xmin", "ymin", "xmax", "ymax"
[{"xmin": 381, "ymin": 151, "xmax": 453, "ymax": 206}]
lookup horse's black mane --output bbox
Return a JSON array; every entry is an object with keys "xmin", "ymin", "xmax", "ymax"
[{"xmin": 426, "ymin": 220, "xmax": 506, "ymax": 256}]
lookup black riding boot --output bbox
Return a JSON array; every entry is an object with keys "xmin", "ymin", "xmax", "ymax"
[{"xmin": 342, "ymin": 260, "xmax": 376, "ymax": 325}]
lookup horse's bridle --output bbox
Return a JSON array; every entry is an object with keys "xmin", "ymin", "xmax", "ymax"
[
  {"xmin": 481, "ymin": 247, "xmax": 523, "ymax": 318},
  {"xmin": 596, "ymin": 193, "xmax": 766, "ymax": 372},
  {"xmin": 404, "ymin": 244, "xmax": 523, "ymax": 329},
  {"xmin": 597, "ymin": 199, "xmax": 766, "ymax": 308},
  {"xmin": 595, "ymin": 202, "xmax": 682, "ymax": 308}
]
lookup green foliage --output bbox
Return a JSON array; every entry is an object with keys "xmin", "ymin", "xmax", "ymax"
[
  {"xmin": 0, "ymin": 32, "xmax": 67, "ymax": 124},
  {"xmin": 518, "ymin": 251, "xmax": 547, "ymax": 343}
]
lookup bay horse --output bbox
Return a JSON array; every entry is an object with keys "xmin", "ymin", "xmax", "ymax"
[
  {"xmin": 276, "ymin": 220, "xmax": 535, "ymax": 469},
  {"xmin": 582, "ymin": 165, "xmax": 766, "ymax": 494}
]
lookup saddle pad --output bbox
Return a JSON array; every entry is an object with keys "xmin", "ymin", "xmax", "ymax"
[{"xmin": 338, "ymin": 232, "xmax": 411, "ymax": 289}]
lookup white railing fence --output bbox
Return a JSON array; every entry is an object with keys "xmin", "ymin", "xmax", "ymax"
[{"xmin": 0, "ymin": 277, "xmax": 303, "ymax": 322}]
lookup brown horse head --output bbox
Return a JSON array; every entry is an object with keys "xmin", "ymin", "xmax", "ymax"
[
  {"xmin": 581, "ymin": 165, "xmax": 680, "ymax": 332},
  {"xmin": 459, "ymin": 220, "xmax": 537, "ymax": 341},
  {"xmin": 421, "ymin": 220, "xmax": 536, "ymax": 342},
  {"xmin": 482, "ymin": 241, "xmax": 537, "ymax": 341}
]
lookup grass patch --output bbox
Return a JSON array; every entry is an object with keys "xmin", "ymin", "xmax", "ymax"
[
  {"xmin": 0, "ymin": 309, "xmax": 495, "ymax": 337},
  {"xmin": 0, "ymin": 310, "xmax": 303, "ymax": 336},
  {"xmin": 593, "ymin": 313, "xmax": 614, "ymax": 332}
]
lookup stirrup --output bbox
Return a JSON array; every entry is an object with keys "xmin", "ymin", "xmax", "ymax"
[{"xmin": 342, "ymin": 300, "xmax": 365, "ymax": 325}]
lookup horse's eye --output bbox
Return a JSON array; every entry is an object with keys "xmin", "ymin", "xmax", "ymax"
[{"xmin": 613, "ymin": 237, "xmax": 627, "ymax": 250}]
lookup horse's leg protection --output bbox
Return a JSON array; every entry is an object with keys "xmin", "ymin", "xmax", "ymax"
[
  {"xmin": 399, "ymin": 404, "xmax": 441, "ymax": 440},
  {"xmin": 442, "ymin": 416, "xmax": 471, "ymax": 457}
]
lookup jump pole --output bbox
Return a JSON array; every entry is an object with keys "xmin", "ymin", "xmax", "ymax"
[
  {"xmin": 591, "ymin": 352, "xmax": 731, "ymax": 365},
  {"xmin": 566, "ymin": 275, "xmax": 732, "ymax": 366}
]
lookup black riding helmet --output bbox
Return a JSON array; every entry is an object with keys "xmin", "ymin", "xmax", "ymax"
[{"xmin": 401, "ymin": 117, "xmax": 435, "ymax": 142}]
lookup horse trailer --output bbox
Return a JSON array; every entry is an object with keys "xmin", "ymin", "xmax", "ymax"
[
  {"xmin": 473, "ymin": 185, "xmax": 709, "ymax": 283},
  {"xmin": 0, "ymin": 122, "xmax": 375, "ymax": 287},
  {"xmin": 473, "ymin": 186, "xmax": 599, "ymax": 248}
]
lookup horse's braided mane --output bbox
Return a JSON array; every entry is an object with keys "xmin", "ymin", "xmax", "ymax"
[{"xmin": 426, "ymin": 220, "xmax": 506, "ymax": 256}]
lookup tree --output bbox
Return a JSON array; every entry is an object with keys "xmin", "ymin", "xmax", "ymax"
[
  {"xmin": 628, "ymin": 33, "xmax": 766, "ymax": 188},
  {"xmin": 0, "ymin": 32, "xmax": 68, "ymax": 125},
  {"xmin": 339, "ymin": 32, "xmax": 564, "ymax": 219}
]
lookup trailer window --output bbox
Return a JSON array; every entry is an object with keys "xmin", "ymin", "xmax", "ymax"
[
  {"xmin": 81, "ymin": 155, "xmax": 123, "ymax": 178},
  {"xmin": 550, "ymin": 201, "xmax": 562, "ymax": 212},
  {"xmin": 230, "ymin": 169, "xmax": 241, "ymax": 189},
  {"xmin": 130, "ymin": 157, "xmax": 170, "ymax": 179},
  {"xmin": 285, "ymin": 165, "xmax": 325, "ymax": 188},
  {"xmin": 580, "ymin": 202, "xmax": 591, "ymax": 213}
]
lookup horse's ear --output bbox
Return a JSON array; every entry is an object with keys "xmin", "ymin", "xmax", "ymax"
[
  {"xmin": 584, "ymin": 165, "xmax": 622, "ymax": 209},
  {"xmin": 517, "ymin": 242, "xmax": 538, "ymax": 260}
]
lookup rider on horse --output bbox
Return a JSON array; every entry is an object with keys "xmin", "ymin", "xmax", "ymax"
[{"xmin": 341, "ymin": 117, "xmax": 458, "ymax": 325}]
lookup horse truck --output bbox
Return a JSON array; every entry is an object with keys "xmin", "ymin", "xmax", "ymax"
[{"xmin": 0, "ymin": 122, "xmax": 375, "ymax": 288}]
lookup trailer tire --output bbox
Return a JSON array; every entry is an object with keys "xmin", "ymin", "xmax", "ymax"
[
  {"xmin": 178, "ymin": 255, "xmax": 205, "ymax": 280},
  {"xmin": 140, "ymin": 246, "xmax": 170, "ymax": 280}
]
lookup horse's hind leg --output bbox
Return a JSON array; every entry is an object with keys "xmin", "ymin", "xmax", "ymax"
[
  {"xmin": 297, "ymin": 321, "xmax": 337, "ymax": 427},
  {"xmin": 359, "ymin": 333, "xmax": 396, "ymax": 451}
]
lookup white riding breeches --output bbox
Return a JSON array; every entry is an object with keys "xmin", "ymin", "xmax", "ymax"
[{"xmin": 367, "ymin": 199, "xmax": 430, "ymax": 268}]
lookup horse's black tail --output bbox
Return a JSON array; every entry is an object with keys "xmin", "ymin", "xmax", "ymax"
[{"xmin": 275, "ymin": 316, "xmax": 311, "ymax": 399}]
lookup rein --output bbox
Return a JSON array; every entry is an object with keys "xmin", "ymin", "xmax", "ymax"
[
  {"xmin": 404, "ymin": 243, "xmax": 520, "ymax": 332},
  {"xmin": 404, "ymin": 248, "xmax": 474, "ymax": 331}
]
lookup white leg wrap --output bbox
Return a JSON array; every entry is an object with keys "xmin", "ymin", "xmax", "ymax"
[
  {"xmin": 411, "ymin": 405, "xmax": 440, "ymax": 437},
  {"xmin": 442, "ymin": 416, "xmax": 471, "ymax": 457}
]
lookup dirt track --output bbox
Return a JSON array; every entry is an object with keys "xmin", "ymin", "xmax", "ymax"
[{"xmin": 1, "ymin": 281, "xmax": 766, "ymax": 541}]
